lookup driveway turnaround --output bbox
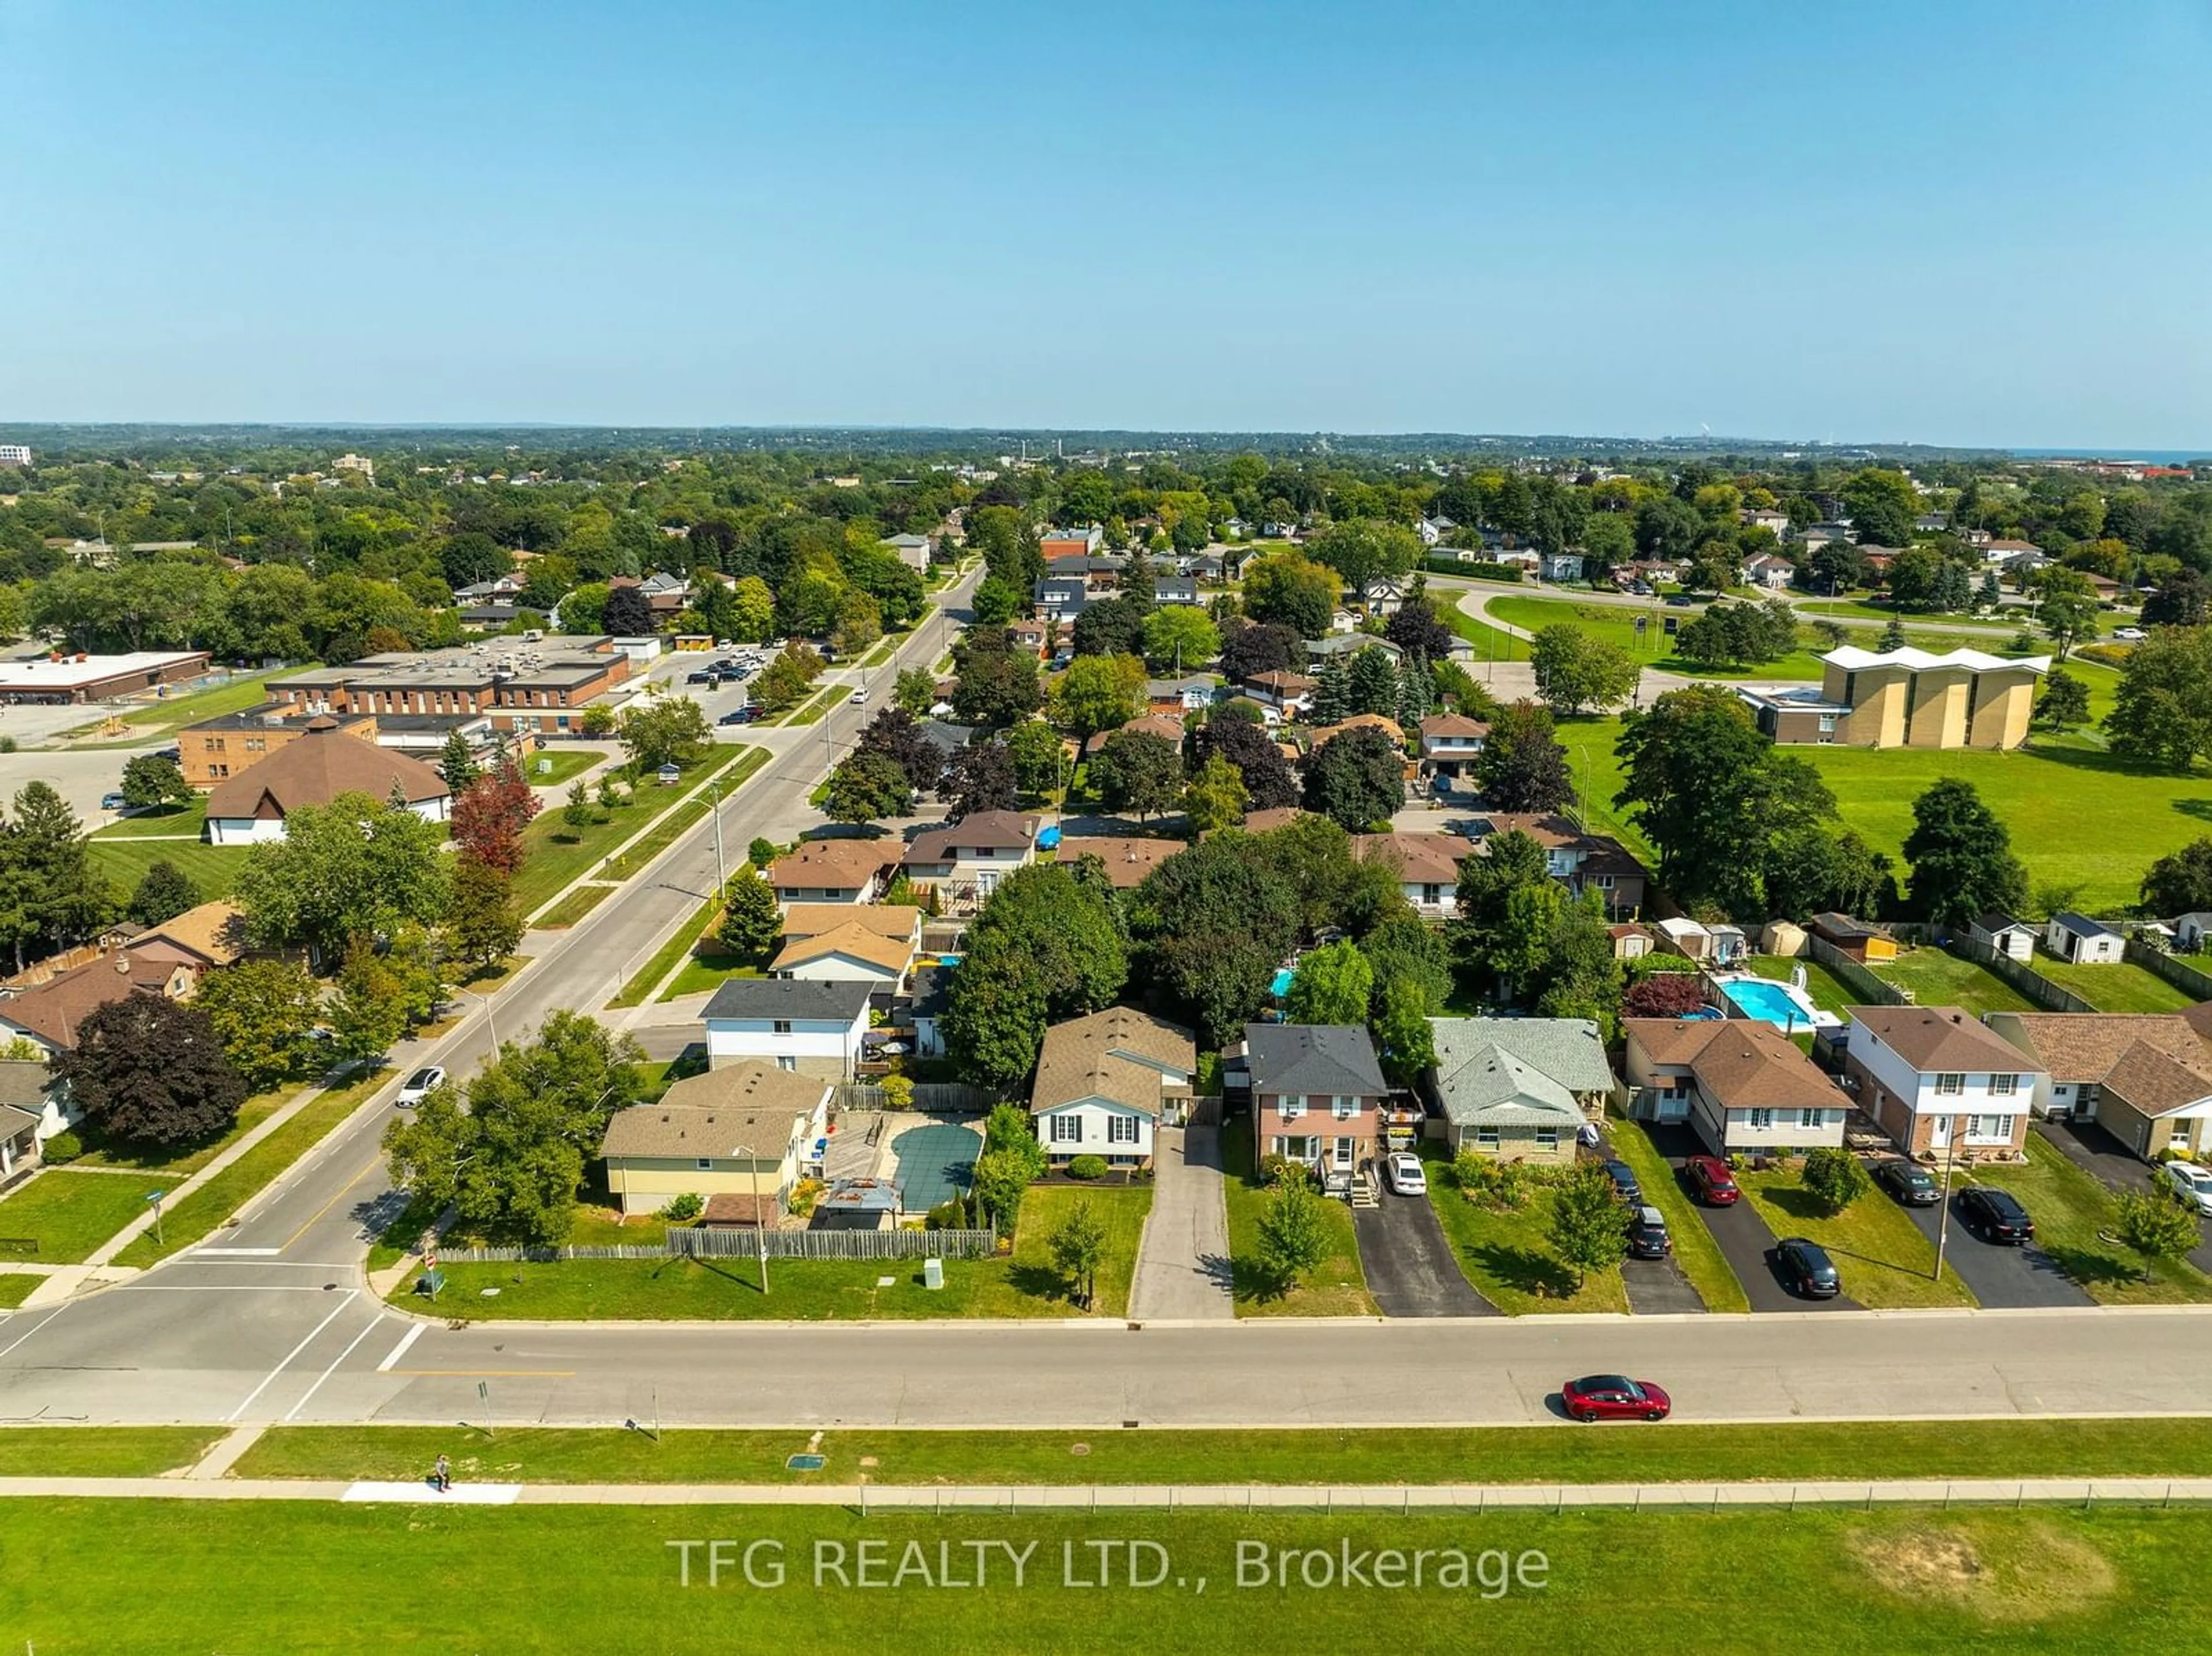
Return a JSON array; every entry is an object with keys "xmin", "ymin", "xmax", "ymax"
[
  {"xmin": 1354, "ymin": 1192, "xmax": 1497, "ymax": 1317},
  {"xmin": 1622, "ymin": 1253, "xmax": 1707, "ymax": 1314},
  {"xmin": 1128, "ymin": 1127, "xmax": 1233, "ymax": 1321},
  {"xmin": 1903, "ymin": 1198, "xmax": 2092, "ymax": 1309}
]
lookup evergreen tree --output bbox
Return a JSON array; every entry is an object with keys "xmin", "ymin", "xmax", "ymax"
[
  {"xmin": 1346, "ymin": 646, "xmax": 1400, "ymax": 717},
  {"xmin": 1307, "ymin": 655, "xmax": 1353, "ymax": 725},
  {"xmin": 1395, "ymin": 650, "xmax": 1434, "ymax": 727},
  {"xmin": 439, "ymin": 730, "xmax": 480, "ymax": 794}
]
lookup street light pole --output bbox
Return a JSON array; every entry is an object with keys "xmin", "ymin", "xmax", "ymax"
[
  {"xmin": 736, "ymin": 1142, "xmax": 769, "ymax": 1294},
  {"xmin": 1933, "ymin": 1116, "xmax": 1961, "ymax": 1280},
  {"xmin": 706, "ymin": 779, "xmax": 726, "ymax": 892}
]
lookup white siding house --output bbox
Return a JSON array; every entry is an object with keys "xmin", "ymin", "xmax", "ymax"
[
  {"xmin": 1843, "ymin": 1006, "xmax": 2046, "ymax": 1160},
  {"xmin": 700, "ymin": 980, "xmax": 873, "ymax": 1081}
]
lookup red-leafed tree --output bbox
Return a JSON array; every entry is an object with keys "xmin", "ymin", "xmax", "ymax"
[
  {"xmin": 1622, "ymin": 971, "xmax": 1712, "ymax": 1020},
  {"xmin": 450, "ymin": 751, "xmax": 541, "ymax": 876}
]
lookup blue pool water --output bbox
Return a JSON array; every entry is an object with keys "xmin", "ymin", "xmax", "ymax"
[
  {"xmin": 1720, "ymin": 977, "xmax": 1815, "ymax": 1029},
  {"xmin": 1270, "ymin": 967, "xmax": 1295, "ymax": 999}
]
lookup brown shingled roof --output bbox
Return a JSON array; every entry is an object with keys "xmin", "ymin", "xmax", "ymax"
[
  {"xmin": 1989, "ymin": 1013, "xmax": 2209, "ymax": 1084},
  {"xmin": 204, "ymin": 722, "xmax": 448, "ymax": 820},
  {"xmin": 767, "ymin": 839, "xmax": 902, "ymax": 890},
  {"xmin": 0, "ymin": 953, "xmax": 181, "ymax": 1050},
  {"xmin": 1849, "ymin": 1006, "xmax": 2043, "ymax": 1075},
  {"xmin": 1353, "ymin": 832, "xmax": 1476, "ymax": 887},
  {"xmin": 1031, "ymin": 1006, "xmax": 1196, "ymax": 1119},
  {"xmin": 1056, "ymin": 836, "xmax": 1184, "ymax": 888}
]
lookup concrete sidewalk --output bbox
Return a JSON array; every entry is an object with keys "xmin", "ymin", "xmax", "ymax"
[{"xmin": 0, "ymin": 1474, "xmax": 2206, "ymax": 1509}]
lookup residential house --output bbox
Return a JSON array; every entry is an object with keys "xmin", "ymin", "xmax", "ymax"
[
  {"xmin": 1153, "ymin": 575, "xmax": 1201, "ymax": 607},
  {"xmin": 1146, "ymin": 676, "xmax": 1216, "ymax": 714},
  {"xmin": 1539, "ymin": 551, "xmax": 1586, "ymax": 582},
  {"xmin": 1234, "ymin": 1022, "xmax": 1392, "ymax": 1181},
  {"xmin": 1416, "ymin": 516, "xmax": 1453, "ymax": 547},
  {"xmin": 1351, "ymin": 833, "xmax": 1475, "ymax": 916},
  {"xmin": 770, "ymin": 922, "xmax": 918, "ymax": 992},
  {"xmin": 1304, "ymin": 632, "xmax": 1402, "ymax": 665},
  {"xmin": 1033, "ymin": 575, "xmax": 1093, "ymax": 620},
  {"xmin": 0, "ymin": 1061, "xmax": 59, "ymax": 1173},
  {"xmin": 1086, "ymin": 713, "xmax": 1184, "ymax": 759},
  {"xmin": 1055, "ymin": 835, "xmax": 1183, "ymax": 888},
  {"xmin": 1243, "ymin": 670, "xmax": 1317, "ymax": 716},
  {"xmin": 1008, "ymin": 619, "xmax": 1054, "ymax": 658},
  {"xmin": 2046, "ymin": 912, "xmax": 2124, "ymax": 964},
  {"xmin": 125, "ymin": 901, "xmax": 247, "ymax": 988},
  {"xmin": 903, "ymin": 810, "xmax": 1038, "ymax": 904},
  {"xmin": 885, "ymin": 533, "xmax": 933, "ymax": 571},
  {"xmin": 1029, "ymin": 1006, "xmax": 1198, "ymax": 1169},
  {"xmin": 1623, "ymin": 1018, "xmax": 1847, "ymax": 1154},
  {"xmin": 1416, "ymin": 713, "xmax": 1490, "ymax": 778},
  {"xmin": 1986, "ymin": 1011, "xmax": 2212, "ymax": 1158},
  {"xmin": 779, "ymin": 903, "xmax": 922, "ymax": 953},
  {"xmin": 1742, "ymin": 507, "xmax": 1794, "ymax": 540},
  {"xmin": 1842, "ymin": 1005, "xmax": 2048, "ymax": 1161},
  {"xmin": 1969, "ymin": 913, "xmax": 2039, "ymax": 963},
  {"xmin": 1744, "ymin": 552, "xmax": 1796, "ymax": 590},
  {"xmin": 1422, "ymin": 1017, "xmax": 1615, "ymax": 1162},
  {"xmin": 1808, "ymin": 912, "xmax": 1898, "ymax": 963},
  {"xmin": 203, "ymin": 719, "xmax": 452, "ymax": 844},
  {"xmin": 1469, "ymin": 813, "xmax": 1649, "ymax": 917},
  {"xmin": 1981, "ymin": 539, "xmax": 2044, "ymax": 566},
  {"xmin": 699, "ymin": 979, "xmax": 873, "ymax": 1078},
  {"xmin": 599, "ymin": 1061, "xmax": 827, "ymax": 1217},
  {"xmin": 0, "ymin": 952, "xmax": 195, "ymax": 1058},
  {"xmin": 766, "ymin": 840, "xmax": 900, "ymax": 907}
]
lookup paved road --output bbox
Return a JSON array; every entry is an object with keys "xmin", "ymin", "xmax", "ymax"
[
  {"xmin": 1353, "ymin": 1191, "xmax": 1496, "ymax": 1317},
  {"xmin": 1127, "ymin": 1127, "xmax": 1233, "ymax": 1321}
]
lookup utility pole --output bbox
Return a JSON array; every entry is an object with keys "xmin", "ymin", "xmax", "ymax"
[
  {"xmin": 706, "ymin": 779, "xmax": 726, "ymax": 891},
  {"xmin": 1933, "ymin": 1117, "xmax": 1961, "ymax": 1280}
]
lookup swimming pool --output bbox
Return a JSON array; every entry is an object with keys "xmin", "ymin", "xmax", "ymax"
[{"xmin": 1718, "ymin": 976, "xmax": 1822, "ymax": 1030}]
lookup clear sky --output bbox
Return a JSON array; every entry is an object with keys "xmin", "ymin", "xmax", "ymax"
[{"xmin": 3, "ymin": 0, "xmax": 2207, "ymax": 446}]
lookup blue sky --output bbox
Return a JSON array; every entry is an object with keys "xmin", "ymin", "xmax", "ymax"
[{"xmin": 2, "ymin": 0, "xmax": 2207, "ymax": 445}]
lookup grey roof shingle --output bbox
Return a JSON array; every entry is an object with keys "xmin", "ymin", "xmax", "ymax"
[
  {"xmin": 701, "ymin": 979, "xmax": 874, "ymax": 1024},
  {"xmin": 1243, "ymin": 1024, "xmax": 1388, "ymax": 1098},
  {"xmin": 1427, "ymin": 1017, "xmax": 1616, "ymax": 1102}
]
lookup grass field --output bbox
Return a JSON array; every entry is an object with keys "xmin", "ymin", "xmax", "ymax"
[
  {"xmin": 232, "ymin": 1415, "xmax": 2212, "ymax": 1486},
  {"xmin": 111, "ymin": 1071, "xmax": 385, "ymax": 1267},
  {"xmin": 0, "ymin": 1169, "xmax": 177, "ymax": 1263},
  {"xmin": 1969, "ymin": 1131, "xmax": 2212, "ymax": 1305},
  {"xmin": 2031, "ymin": 956, "xmax": 2196, "ymax": 1014},
  {"xmin": 513, "ymin": 742, "xmax": 759, "ymax": 914},
  {"xmin": 399, "ymin": 1184, "xmax": 1152, "ymax": 1322},
  {"xmin": 85, "ymin": 836, "xmax": 248, "ymax": 902},
  {"xmin": 0, "ymin": 1427, "xmax": 222, "ymax": 1476},
  {"xmin": 0, "ymin": 1274, "xmax": 37, "ymax": 1308},
  {"xmin": 1220, "ymin": 1131, "xmax": 1374, "ymax": 1317},
  {"xmin": 61, "ymin": 666, "xmax": 298, "ymax": 743},
  {"xmin": 74, "ymin": 1083, "xmax": 294, "ymax": 1176},
  {"xmin": 92, "ymin": 797, "xmax": 208, "ymax": 838},
  {"xmin": 1602, "ymin": 1116, "xmax": 1750, "ymax": 1313},
  {"xmin": 4, "ymin": 1501, "xmax": 2205, "ymax": 1654},
  {"xmin": 1736, "ymin": 1166, "xmax": 1976, "ymax": 1308},
  {"xmin": 1873, "ymin": 946, "xmax": 2037, "ymax": 1015},
  {"xmin": 1487, "ymin": 594, "xmax": 1835, "ymax": 680},
  {"xmin": 1423, "ymin": 1165, "xmax": 1630, "ymax": 1314},
  {"xmin": 520, "ymin": 746, "xmax": 603, "ymax": 790}
]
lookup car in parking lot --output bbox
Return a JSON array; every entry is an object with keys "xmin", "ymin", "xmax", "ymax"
[
  {"xmin": 1775, "ymin": 1236, "xmax": 1841, "ymax": 1298},
  {"xmin": 395, "ymin": 1066, "xmax": 446, "ymax": 1107},
  {"xmin": 2158, "ymin": 1161, "xmax": 2212, "ymax": 1217},
  {"xmin": 100, "ymin": 791, "xmax": 130, "ymax": 812},
  {"xmin": 1600, "ymin": 1159, "xmax": 1641, "ymax": 1203},
  {"xmin": 1958, "ymin": 1185, "xmax": 2036, "ymax": 1244},
  {"xmin": 1626, "ymin": 1204, "xmax": 1671, "ymax": 1259},
  {"xmin": 1382, "ymin": 1152, "xmax": 1426, "ymax": 1196},
  {"xmin": 1560, "ymin": 1374, "xmax": 1671, "ymax": 1422},
  {"xmin": 1874, "ymin": 1158, "xmax": 1940, "ymax": 1206},
  {"xmin": 685, "ymin": 668, "xmax": 715, "ymax": 685},
  {"xmin": 718, "ymin": 707, "xmax": 755, "ymax": 725},
  {"xmin": 1684, "ymin": 1154, "xmax": 1740, "ymax": 1206}
]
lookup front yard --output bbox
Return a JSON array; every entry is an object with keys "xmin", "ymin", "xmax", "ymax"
[
  {"xmin": 1734, "ymin": 1164, "xmax": 1977, "ymax": 1308},
  {"xmin": 1422, "ymin": 1154, "xmax": 1630, "ymax": 1314},
  {"xmin": 1220, "ymin": 1129, "xmax": 1375, "ymax": 1317},
  {"xmin": 1968, "ymin": 1131, "xmax": 2212, "ymax": 1305},
  {"xmin": 0, "ymin": 1170, "xmax": 177, "ymax": 1264},
  {"xmin": 1604, "ymin": 1117, "xmax": 1752, "ymax": 1313}
]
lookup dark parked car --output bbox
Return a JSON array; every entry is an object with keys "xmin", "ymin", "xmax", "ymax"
[
  {"xmin": 1627, "ymin": 1204, "xmax": 1671, "ymax": 1260},
  {"xmin": 686, "ymin": 668, "xmax": 715, "ymax": 685},
  {"xmin": 1601, "ymin": 1159, "xmax": 1641, "ymax": 1204},
  {"xmin": 1775, "ymin": 1236, "xmax": 1841, "ymax": 1299},
  {"xmin": 718, "ymin": 707, "xmax": 755, "ymax": 725},
  {"xmin": 1684, "ymin": 1154, "xmax": 1740, "ymax": 1206},
  {"xmin": 1874, "ymin": 1159, "xmax": 1940, "ymax": 1207},
  {"xmin": 1560, "ymin": 1374, "xmax": 1671, "ymax": 1423},
  {"xmin": 1959, "ymin": 1186, "xmax": 2035, "ymax": 1244}
]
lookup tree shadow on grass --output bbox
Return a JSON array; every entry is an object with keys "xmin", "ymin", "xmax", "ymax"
[
  {"xmin": 2040, "ymin": 1243, "xmax": 2146, "ymax": 1292},
  {"xmin": 1008, "ymin": 1261, "xmax": 1075, "ymax": 1305},
  {"xmin": 1758, "ymin": 1185, "xmax": 1832, "ymax": 1222},
  {"xmin": 1467, "ymin": 1242, "xmax": 1578, "ymax": 1302},
  {"xmin": 1230, "ymin": 1254, "xmax": 1293, "ymax": 1305}
]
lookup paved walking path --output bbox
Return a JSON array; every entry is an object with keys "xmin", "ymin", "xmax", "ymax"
[
  {"xmin": 1128, "ymin": 1127, "xmax": 1234, "ymax": 1322},
  {"xmin": 1, "ymin": 1473, "xmax": 2206, "ymax": 1509}
]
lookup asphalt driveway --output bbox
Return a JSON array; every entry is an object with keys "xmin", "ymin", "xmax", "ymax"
[
  {"xmin": 1640, "ymin": 1124, "xmax": 1855, "ymax": 1313},
  {"xmin": 2041, "ymin": 1120, "xmax": 2212, "ymax": 1276},
  {"xmin": 1900, "ymin": 1195, "xmax": 2092, "ymax": 1309},
  {"xmin": 1622, "ymin": 1253, "xmax": 1707, "ymax": 1313},
  {"xmin": 1355, "ymin": 1192, "xmax": 1498, "ymax": 1317}
]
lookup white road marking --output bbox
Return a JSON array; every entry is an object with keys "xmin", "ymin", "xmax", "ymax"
[
  {"xmin": 193, "ymin": 1246, "xmax": 282, "ymax": 1257},
  {"xmin": 0, "ymin": 1303, "xmax": 66, "ymax": 1362},
  {"xmin": 282, "ymin": 1313, "xmax": 390, "ymax": 1421},
  {"xmin": 224, "ymin": 1289, "xmax": 360, "ymax": 1423},
  {"xmin": 375, "ymin": 1324, "xmax": 426, "ymax": 1373}
]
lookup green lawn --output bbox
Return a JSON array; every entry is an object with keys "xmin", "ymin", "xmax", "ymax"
[
  {"xmin": 1969, "ymin": 1131, "xmax": 2212, "ymax": 1305},
  {"xmin": 513, "ymin": 742, "xmax": 760, "ymax": 914},
  {"xmin": 2031, "ymin": 956, "xmax": 2196, "ymax": 1014},
  {"xmin": 92, "ymin": 797, "xmax": 209, "ymax": 839},
  {"xmin": 74, "ymin": 1084, "xmax": 293, "ymax": 1176},
  {"xmin": 0, "ymin": 1426, "xmax": 223, "ymax": 1476},
  {"xmin": 5, "ymin": 1502, "xmax": 2206, "ymax": 1654},
  {"xmin": 609, "ymin": 880, "xmax": 730, "ymax": 1007},
  {"xmin": 397, "ymin": 1184, "xmax": 1152, "ymax": 1322},
  {"xmin": 1736, "ymin": 1166, "xmax": 1976, "ymax": 1308},
  {"xmin": 1603, "ymin": 1116, "xmax": 1750, "ymax": 1313},
  {"xmin": 111, "ymin": 1071, "xmax": 385, "ymax": 1267},
  {"xmin": 1422, "ymin": 1161, "xmax": 1629, "ymax": 1314},
  {"xmin": 85, "ymin": 836, "xmax": 248, "ymax": 903},
  {"xmin": 1487, "ymin": 594, "xmax": 1832, "ymax": 680},
  {"xmin": 517, "ymin": 746, "xmax": 604, "ymax": 789},
  {"xmin": 1743, "ymin": 954, "xmax": 1859, "ymax": 1017},
  {"xmin": 532, "ymin": 883, "xmax": 615, "ymax": 928},
  {"xmin": 0, "ymin": 1273, "xmax": 40, "ymax": 1309},
  {"xmin": 1873, "ymin": 946, "xmax": 2037, "ymax": 1016},
  {"xmin": 1219, "ymin": 1130, "xmax": 1375, "ymax": 1317},
  {"xmin": 662, "ymin": 952, "xmax": 762, "ymax": 999},
  {"xmin": 234, "ymin": 1415, "xmax": 2212, "ymax": 1487},
  {"xmin": 62, "ymin": 666, "xmax": 299, "ymax": 742},
  {"xmin": 0, "ymin": 1170, "xmax": 177, "ymax": 1263}
]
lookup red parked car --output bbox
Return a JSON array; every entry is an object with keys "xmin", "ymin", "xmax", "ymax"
[
  {"xmin": 1560, "ymin": 1375, "xmax": 1672, "ymax": 1423},
  {"xmin": 1685, "ymin": 1155, "xmax": 1741, "ymax": 1206}
]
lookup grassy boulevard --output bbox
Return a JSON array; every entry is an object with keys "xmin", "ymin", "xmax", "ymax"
[{"xmin": 0, "ymin": 1499, "xmax": 2202, "ymax": 1653}]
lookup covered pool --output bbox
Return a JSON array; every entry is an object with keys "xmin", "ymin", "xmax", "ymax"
[{"xmin": 888, "ymin": 1123, "xmax": 980, "ymax": 1212}]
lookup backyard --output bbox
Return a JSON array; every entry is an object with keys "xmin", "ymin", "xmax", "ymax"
[
  {"xmin": 2031, "ymin": 956, "xmax": 2196, "ymax": 1014},
  {"xmin": 85, "ymin": 835, "xmax": 248, "ymax": 903},
  {"xmin": 1220, "ymin": 1130, "xmax": 1375, "ymax": 1317},
  {"xmin": 1872, "ymin": 948, "xmax": 2036, "ymax": 1016}
]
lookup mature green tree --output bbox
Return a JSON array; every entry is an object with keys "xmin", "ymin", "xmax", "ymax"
[
  {"xmin": 893, "ymin": 666, "xmax": 938, "ymax": 718},
  {"xmin": 1141, "ymin": 605, "xmax": 1219, "ymax": 673},
  {"xmin": 1050, "ymin": 1199, "xmax": 1109, "ymax": 1308},
  {"xmin": 2105, "ymin": 626, "xmax": 2212, "ymax": 771},
  {"xmin": 1051, "ymin": 653, "xmax": 1146, "ymax": 740},
  {"xmin": 941, "ymin": 865, "xmax": 1128, "ymax": 1088},
  {"xmin": 0, "ymin": 782, "xmax": 115, "ymax": 971},
  {"xmin": 1182, "ymin": 753, "xmax": 1248, "ymax": 836},
  {"xmin": 2143, "ymin": 571, "xmax": 2209, "ymax": 628},
  {"xmin": 1840, "ymin": 468, "xmax": 1919, "ymax": 548},
  {"xmin": 1306, "ymin": 655, "xmax": 1353, "ymax": 725},
  {"xmin": 1218, "ymin": 619, "xmax": 1302, "ymax": 681},
  {"xmin": 1301, "ymin": 725, "xmax": 1404, "ymax": 831},
  {"xmin": 1307, "ymin": 518, "xmax": 1422, "ymax": 601},
  {"xmin": 717, "ymin": 864, "xmax": 783, "ymax": 959},
  {"xmin": 1371, "ymin": 972, "xmax": 1439, "ymax": 1083},
  {"xmin": 1129, "ymin": 836, "xmax": 1303, "ymax": 1045},
  {"xmin": 234, "ymin": 792, "xmax": 451, "ymax": 961},
  {"xmin": 1072, "ymin": 593, "xmax": 1152, "ymax": 659},
  {"xmin": 1346, "ymin": 645, "xmax": 1400, "ymax": 717},
  {"xmin": 1361, "ymin": 912, "xmax": 1453, "ymax": 1014},
  {"xmin": 118, "ymin": 754, "xmax": 192, "ymax": 812},
  {"xmin": 1613, "ymin": 687, "xmax": 1835, "ymax": 918},
  {"xmin": 1761, "ymin": 826, "xmax": 1896, "ymax": 921},
  {"xmin": 1537, "ymin": 891, "xmax": 1626, "ymax": 1032},
  {"xmin": 617, "ymin": 696, "xmax": 711, "ymax": 771},
  {"xmin": 1671, "ymin": 600, "xmax": 1798, "ymax": 669},
  {"xmin": 949, "ymin": 636, "xmax": 1042, "ymax": 727},
  {"xmin": 1548, "ymin": 1159, "xmax": 1630, "ymax": 1290},
  {"xmin": 1472, "ymin": 700, "xmax": 1573, "ymax": 813},
  {"xmin": 191, "ymin": 957, "xmax": 322, "ymax": 1092},
  {"xmin": 2141, "ymin": 838, "xmax": 2212, "ymax": 919},
  {"xmin": 729, "ymin": 575, "xmax": 776, "ymax": 641},
  {"xmin": 1091, "ymin": 729, "xmax": 1183, "ymax": 821},
  {"xmin": 1529, "ymin": 625, "xmax": 1639, "ymax": 715},
  {"xmin": 1284, "ymin": 939, "xmax": 1374, "ymax": 1026},
  {"xmin": 328, "ymin": 939, "xmax": 411, "ymax": 1067},
  {"xmin": 54, "ymin": 994, "xmax": 246, "ymax": 1149},
  {"xmin": 1241, "ymin": 552, "xmax": 1339, "ymax": 638},
  {"xmin": 1255, "ymin": 1175, "xmax": 1331, "ymax": 1289},
  {"xmin": 438, "ymin": 729, "xmax": 480, "ymax": 794},
  {"xmin": 970, "ymin": 575, "xmax": 1021, "ymax": 628},
  {"xmin": 126, "ymin": 859, "xmax": 199, "ymax": 927},
  {"xmin": 1003, "ymin": 718, "xmax": 1067, "ymax": 799},
  {"xmin": 1803, "ymin": 1146, "xmax": 1872, "ymax": 1215},
  {"xmin": 2035, "ymin": 668, "xmax": 2090, "ymax": 730},
  {"xmin": 823, "ymin": 750, "xmax": 914, "ymax": 828},
  {"xmin": 2116, "ymin": 1189, "xmax": 2200, "ymax": 1280},
  {"xmin": 447, "ymin": 855, "xmax": 523, "ymax": 969},
  {"xmin": 1902, "ymin": 778, "xmax": 2028, "ymax": 927},
  {"xmin": 2035, "ymin": 569, "xmax": 2101, "ymax": 658},
  {"xmin": 1190, "ymin": 715, "xmax": 1300, "ymax": 810},
  {"xmin": 941, "ymin": 740, "xmax": 1018, "ymax": 821}
]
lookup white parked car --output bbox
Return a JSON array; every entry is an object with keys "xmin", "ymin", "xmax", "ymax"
[
  {"xmin": 2157, "ymin": 1160, "xmax": 2212, "ymax": 1217},
  {"xmin": 395, "ymin": 1066, "xmax": 446, "ymax": 1108},
  {"xmin": 2113, "ymin": 626, "xmax": 2146, "ymax": 642},
  {"xmin": 1384, "ymin": 1152, "xmax": 1427, "ymax": 1196},
  {"xmin": 849, "ymin": 689, "xmax": 869, "ymax": 705}
]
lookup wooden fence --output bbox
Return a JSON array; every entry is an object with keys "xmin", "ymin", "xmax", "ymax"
[
  {"xmin": 1806, "ymin": 936, "xmax": 1911, "ymax": 1005},
  {"xmin": 2126, "ymin": 938, "xmax": 2212, "ymax": 1002},
  {"xmin": 1945, "ymin": 936, "xmax": 2097, "ymax": 1013},
  {"xmin": 835, "ymin": 1081, "xmax": 1002, "ymax": 1113},
  {"xmin": 442, "ymin": 1226, "xmax": 998, "ymax": 1265}
]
